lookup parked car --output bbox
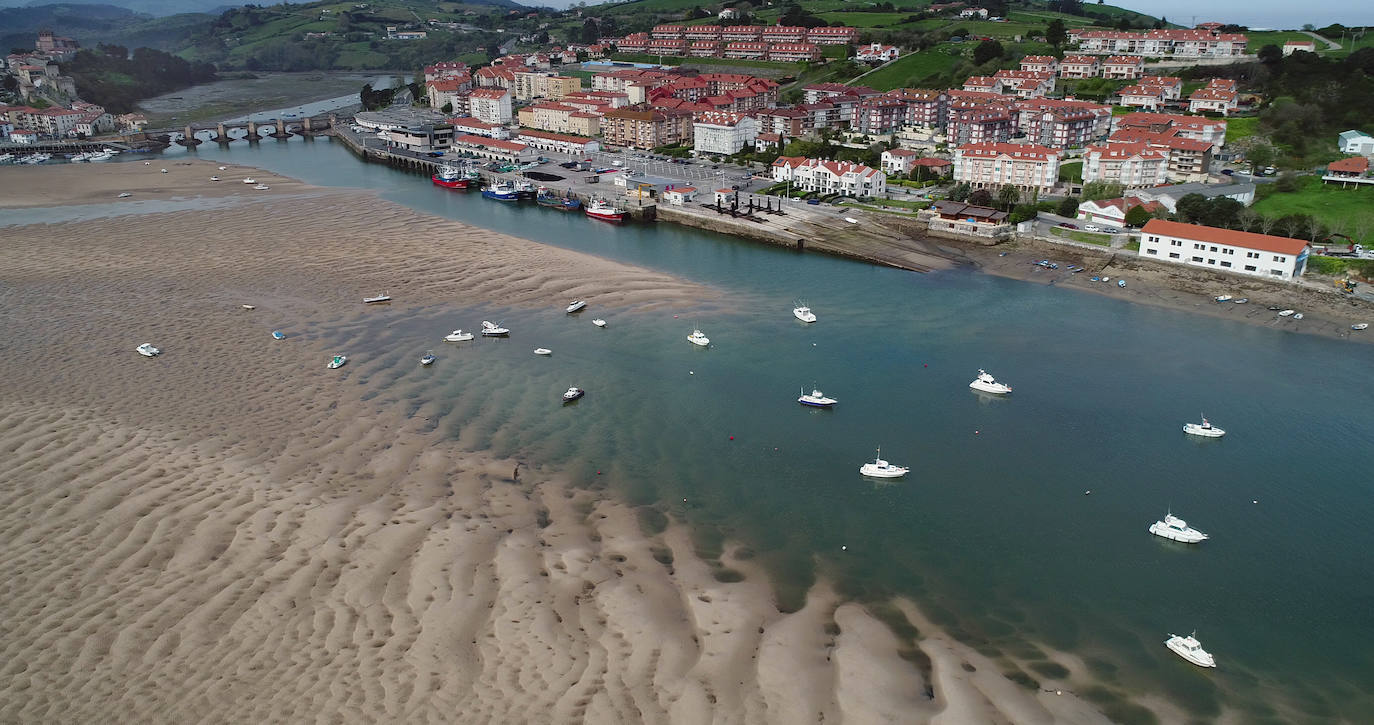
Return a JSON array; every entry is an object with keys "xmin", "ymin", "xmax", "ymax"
[
  {"xmin": 1220, "ymin": 168, "xmax": 1234, "ymax": 176},
  {"xmin": 1083, "ymin": 224, "xmax": 1104, "ymax": 233},
  {"xmin": 1058, "ymin": 222, "xmax": 1079, "ymax": 230},
  {"xmin": 807, "ymin": 198, "xmax": 821, "ymax": 205}
]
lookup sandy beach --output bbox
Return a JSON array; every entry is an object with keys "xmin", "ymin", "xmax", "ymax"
[{"xmin": 0, "ymin": 160, "xmax": 1128, "ymax": 723}]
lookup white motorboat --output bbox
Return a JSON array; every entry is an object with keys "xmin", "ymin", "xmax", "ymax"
[
  {"xmin": 859, "ymin": 448, "xmax": 908, "ymax": 478},
  {"xmin": 1214, "ymin": 295, "xmax": 1232, "ymax": 302},
  {"xmin": 159, "ymin": 168, "xmax": 168, "ymax": 173},
  {"xmin": 210, "ymin": 176, "xmax": 220, "ymax": 181},
  {"xmin": 1278, "ymin": 309, "xmax": 1295, "ymax": 317},
  {"xmin": 566, "ymin": 300, "xmax": 587, "ymax": 313},
  {"xmin": 592, "ymin": 319, "xmax": 607, "ymax": 327},
  {"xmin": 1165, "ymin": 632, "xmax": 1216, "ymax": 668},
  {"xmin": 1183, "ymin": 414, "xmax": 1225, "ymax": 438},
  {"xmin": 1292, "ymin": 313, "xmax": 1304, "ymax": 320},
  {"xmin": 272, "ymin": 330, "xmax": 286, "ymax": 340},
  {"xmin": 136, "ymin": 343, "xmax": 161, "ymax": 357},
  {"xmin": 533, "ymin": 348, "xmax": 552, "ymax": 355},
  {"xmin": 363, "ymin": 293, "xmax": 391, "ymax": 304},
  {"xmin": 969, "ymin": 369, "xmax": 1012, "ymax": 395},
  {"xmin": 798, "ymin": 388, "xmax": 837, "ymax": 407},
  {"xmin": 793, "ymin": 303, "xmax": 817, "ymax": 323},
  {"xmin": 1149, "ymin": 512, "xmax": 1209, "ymax": 544},
  {"xmin": 687, "ymin": 329, "xmax": 710, "ymax": 347},
  {"xmin": 117, "ymin": 192, "xmax": 133, "ymax": 198},
  {"xmin": 481, "ymin": 321, "xmax": 510, "ymax": 337},
  {"xmin": 1353, "ymin": 323, "xmax": 1369, "ymax": 331},
  {"xmin": 562, "ymin": 386, "xmax": 585, "ymax": 402},
  {"xmin": 444, "ymin": 329, "xmax": 474, "ymax": 342},
  {"xmin": 420, "ymin": 351, "xmax": 436, "ymax": 366},
  {"xmin": 241, "ymin": 304, "xmax": 255, "ymax": 310},
  {"xmin": 243, "ymin": 177, "xmax": 257, "ymax": 184},
  {"xmin": 218, "ymin": 166, "xmax": 227, "ymax": 170},
  {"xmin": 327, "ymin": 355, "xmax": 347, "ymax": 369},
  {"xmin": 254, "ymin": 184, "xmax": 271, "ymax": 190}
]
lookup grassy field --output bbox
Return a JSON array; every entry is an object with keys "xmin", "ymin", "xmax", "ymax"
[
  {"xmin": 942, "ymin": 19, "xmax": 1046, "ymax": 40},
  {"xmin": 1319, "ymin": 28, "xmax": 1374, "ymax": 57},
  {"xmin": 1225, "ymin": 116, "xmax": 1261, "ymax": 144},
  {"xmin": 1246, "ymin": 31, "xmax": 1315, "ymax": 53},
  {"xmin": 1253, "ymin": 176, "xmax": 1374, "ymax": 244},
  {"xmin": 816, "ymin": 11, "xmax": 921, "ymax": 28},
  {"xmin": 853, "ymin": 46, "xmax": 961, "ymax": 91},
  {"xmin": 1050, "ymin": 226, "xmax": 1112, "ymax": 245},
  {"xmin": 1058, "ymin": 161, "xmax": 1083, "ymax": 183}
]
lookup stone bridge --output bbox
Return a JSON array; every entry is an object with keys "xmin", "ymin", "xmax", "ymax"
[{"xmin": 165, "ymin": 115, "xmax": 335, "ymax": 146}]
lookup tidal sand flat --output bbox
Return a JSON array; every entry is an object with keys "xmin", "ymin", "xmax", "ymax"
[{"xmin": 1, "ymin": 162, "xmax": 1120, "ymax": 723}]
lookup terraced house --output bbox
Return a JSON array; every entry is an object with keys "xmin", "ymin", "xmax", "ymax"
[
  {"xmin": 770, "ymin": 157, "xmax": 886, "ymax": 198},
  {"xmin": 600, "ymin": 106, "xmax": 693, "ymax": 149},
  {"xmin": 952, "ymin": 143, "xmax": 1062, "ymax": 194}
]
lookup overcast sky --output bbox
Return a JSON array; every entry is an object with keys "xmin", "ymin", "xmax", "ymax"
[{"xmin": 1123, "ymin": 1, "xmax": 1370, "ymax": 30}]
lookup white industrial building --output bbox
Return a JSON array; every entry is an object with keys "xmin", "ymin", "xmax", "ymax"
[{"xmin": 1138, "ymin": 219, "xmax": 1309, "ymax": 280}]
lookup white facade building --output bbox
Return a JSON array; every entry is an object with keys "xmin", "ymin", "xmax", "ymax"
[
  {"xmin": 1338, "ymin": 130, "xmax": 1374, "ymax": 155},
  {"xmin": 881, "ymin": 148, "xmax": 919, "ymax": 175},
  {"xmin": 1138, "ymin": 219, "xmax": 1309, "ymax": 280},
  {"xmin": 952, "ymin": 143, "xmax": 1062, "ymax": 194},
  {"xmin": 467, "ymin": 88, "xmax": 513, "ymax": 124},
  {"xmin": 855, "ymin": 43, "xmax": 900, "ymax": 63},
  {"xmin": 1082, "ymin": 142, "xmax": 1169, "ymax": 188},
  {"xmin": 771, "ymin": 157, "xmax": 886, "ymax": 198},
  {"xmin": 692, "ymin": 112, "xmax": 758, "ymax": 156}
]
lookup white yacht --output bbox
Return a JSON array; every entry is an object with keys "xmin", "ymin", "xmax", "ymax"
[
  {"xmin": 254, "ymin": 184, "xmax": 271, "ymax": 190},
  {"xmin": 859, "ymin": 448, "xmax": 909, "ymax": 478},
  {"xmin": 592, "ymin": 319, "xmax": 607, "ymax": 328},
  {"xmin": 117, "ymin": 192, "xmax": 133, "ymax": 198},
  {"xmin": 327, "ymin": 355, "xmax": 347, "ymax": 369},
  {"xmin": 687, "ymin": 329, "xmax": 710, "ymax": 347},
  {"xmin": 969, "ymin": 369, "xmax": 1012, "ymax": 395},
  {"xmin": 1183, "ymin": 414, "xmax": 1225, "ymax": 438},
  {"xmin": 1165, "ymin": 632, "xmax": 1216, "ymax": 668},
  {"xmin": 1149, "ymin": 512, "xmax": 1209, "ymax": 544},
  {"xmin": 793, "ymin": 303, "xmax": 816, "ymax": 323},
  {"xmin": 362, "ymin": 293, "xmax": 391, "ymax": 304},
  {"xmin": 566, "ymin": 300, "xmax": 587, "ymax": 313},
  {"xmin": 444, "ymin": 329, "xmax": 474, "ymax": 342},
  {"xmin": 798, "ymin": 388, "xmax": 837, "ymax": 407},
  {"xmin": 420, "ymin": 351, "xmax": 436, "ymax": 366},
  {"xmin": 481, "ymin": 321, "xmax": 510, "ymax": 337},
  {"xmin": 242, "ymin": 177, "xmax": 256, "ymax": 184},
  {"xmin": 136, "ymin": 343, "xmax": 161, "ymax": 357},
  {"xmin": 533, "ymin": 348, "xmax": 552, "ymax": 355},
  {"xmin": 562, "ymin": 386, "xmax": 585, "ymax": 402}
]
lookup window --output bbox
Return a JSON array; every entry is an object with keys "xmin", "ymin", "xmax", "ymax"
[
  {"xmin": 1192, "ymin": 256, "xmax": 1203, "ymax": 262},
  {"xmin": 1171, "ymin": 240, "xmax": 1182, "ymax": 246},
  {"xmin": 1207, "ymin": 259, "xmax": 1216, "ymax": 265},
  {"xmin": 1210, "ymin": 246, "xmax": 1218, "ymax": 252},
  {"xmin": 1247, "ymin": 251, "xmax": 1259, "ymax": 259},
  {"xmin": 1194, "ymin": 243, "xmax": 1203, "ymax": 250},
  {"xmin": 1244, "ymin": 264, "xmax": 1256, "ymax": 271},
  {"xmin": 1270, "ymin": 269, "xmax": 1284, "ymax": 276},
  {"xmin": 1221, "ymin": 261, "xmax": 1231, "ymax": 267},
  {"xmin": 1147, "ymin": 248, "xmax": 1158, "ymax": 255},
  {"xmin": 1169, "ymin": 252, "xmax": 1181, "ymax": 259},
  {"xmin": 1274, "ymin": 255, "xmax": 1285, "ymax": 262},
  {"xmin": 1223, "ymin": 248, "xmax": 1234, "ymax": 255}
]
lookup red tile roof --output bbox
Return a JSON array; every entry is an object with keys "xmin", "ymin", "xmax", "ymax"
[
  {"xmin": 1142, "ymin": 219, "xmax": 1308, "ymax": 255},
  {"xmin": 1327, "ymin": 156, "xmax": 1369, "ymax": 174}
]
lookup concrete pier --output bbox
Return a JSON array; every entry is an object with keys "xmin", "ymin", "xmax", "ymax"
[
  {"xmin": 270, "ymin": 118, "xmax": 291, "ymax": 139},
  {"xmin": 213, "ymin": 122, "xmax": 234, "ymax": 143},
  {"xmin": 176, "ymin": 125, "xmax": 202, "ymax": 147}
]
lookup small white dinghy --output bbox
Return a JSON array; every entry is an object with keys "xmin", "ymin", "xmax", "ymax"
[
  {"xmin": 969, "ymin": 369, "xmax": 1012, "ymax": 395},
  {"xmin": 420, "ymin": 351, "xmax": 436, "ymax": 366},
  {"xmin": 445, "ymin": 329, "xmax": 474, "ymax": 342},
  {"xmin": 1149, "ymin": 511, "xmax": 1209, "ymax": 544},
  {"xmin": 1278, "ymin": 309, "xmax": 1295, "ymax": 317},
  {"xmin": 592, "ymin": 319, "xmax": 607, "ymax": 328},
  {"xmin": 210, "ymin": 176, "xmax": 220, "ymax": 181},
  {"xmin": 687, "ymin": 329, "xmax": 710, "ymax": 347},
  {"xmin": 136, "ymin": 343, "xmax": 161, "ymax": 357},
  {"xmin": 117, "ymin": 192, "xmax": 133, "ymax": 198},
  {"xmin": 363, "ymin": 293, "xmax": 391, "ymax": 304},
  {"xmin": 241, "ymin": 304, "xmax": 255, "ymax": 310},
  {"xmin": 533, "ymin": 348, "xmax": 552, "ymax": 356},
  {"xmin": 1353, "ymin": 323, "xmax": 1369, "ymax": 331},
  {"xmin": 566, "ymin": 300, "xmax": 587, "ymax": 313},
  {"xmin": 1183, "ymin": 414, "xmax": 1225, "ymax": 438},
  {"xmin": 1214, "ymin": 295, "xmax": 1232, "ymax": 302},
  {"xmin": 254, "ymin": 184, "xmax": 270, "ymax": 190},
  {"xmin": 243, "ymin": 177, "xmax": 256, "ymax": 184},
  {"xmin": 859, "ymin": 447, "xmax": 908, "ymax": 479},
  {"xmin": 1165, "ymin": 632, "xmax": 1216, "ymax": 668}
]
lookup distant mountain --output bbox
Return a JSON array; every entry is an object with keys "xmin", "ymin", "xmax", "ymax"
[
  {"xmin": 0, "ymin": 0, "xmax": 524, "ymax": 19},
  {"xmin": 0, "ymin": 3, "xmax": 213, "ymax": 52}
]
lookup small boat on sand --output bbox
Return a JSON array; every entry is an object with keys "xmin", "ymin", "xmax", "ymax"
[
  {"xmin": 243, "ymin": 177, "xmax": 256, "ymax": 184},
  {"xmin": 117, "ymin": 192, "xmax": 133, "ymax": 198},
  {"xmin": 1215, "ymin": 295, "xmax": 1232, "ymax": 302},
  {"xmin": 1353, "ymin": 323, "xmax": 1369, "ymax": 331},
  {"xmin": 1278, "ymin": 309, "xmax": 1295, "ymax": 317},
  {"xmin": 1165, "ymin": 632, "xmax": 1216, "ymax": 668},
  {"xmin": 136, "ymin": 343, "xmax": 161, "ymax": 357},
  {"xmin": 254, "ymin": 184, "xmax": 271, "ymax": 190},
  {"xmin": 272, "ymin": 331, "xmax": 286, "ymax": 340},
  {"xmin": 1234, "ymin": 298, "xmax": 1248, "ymax": 304},
  {"xmin": 327, "ymin": 355, "xmax": 347, "ymax": 369},
  {"xmin": 363, "ymin": 293, "xmax": 391, "ymax": 304},
  {"xmin": 241, "ymin": 304, "xmax": 255, "ymax": 310},
  {"xmin": 445, "ymin": 329, "xmax": 474, "ymax": 342}
]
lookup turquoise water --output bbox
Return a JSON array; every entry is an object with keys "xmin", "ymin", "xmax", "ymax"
[{"xmin": 162, "ymin": 136, "xmax": 1374, "ymax": 721}]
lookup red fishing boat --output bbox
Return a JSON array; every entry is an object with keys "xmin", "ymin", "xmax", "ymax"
[
  {"xmin": 431, "ymin": 166, "xmax": 469, "ymax": 189},
  {"xmin": 584, "ymin": 198, "xmax": 625, "ymax": 223}
]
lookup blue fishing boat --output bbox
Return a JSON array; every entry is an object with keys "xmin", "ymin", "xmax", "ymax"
[
  {"xmin": 272, "ymin": 330, "xmax": 286, "ymax": 340},
  {"xmin": 481, "ymin": 181, "xmax": 519, "ymax": 201},
  {"xmin": 537, "ymin": 189, "xmax": 582, "ymax": 211}
]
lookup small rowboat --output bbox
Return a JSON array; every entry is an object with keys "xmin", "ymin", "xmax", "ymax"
[
  {"xmin": 1353, "ymin": 323, "xmax": 1369, "ymax": 331},
  {"xmin": 241, "ymin": 304, "xmax": 255, "ymax": 310}
]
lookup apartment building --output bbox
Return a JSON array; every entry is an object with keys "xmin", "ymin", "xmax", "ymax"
[
  {"xmin": 754, "ymin": 107, "xmax": 808, "ymax": 137},
  {"xmin": 685, "ymin": 25, "xmax": 722, "ymax": 41},
  {"xmin": 762, "ymin": 25, "xmax": 808, "ymax": 43},
  {"xmin": 517, "ymin": 102, "xmax": 600, "ymax": 136},
  {"xmin": 993, "ymin": 70, "xmax": 1055, "ymax": 98},
  {"xmin": 1113, "ymin": 111, "xmax": 1227, "ymax": 148},
  {"xmin": 1138, "ymin": 219, "xmax": 1308, "ymax": 279},
  {"xmin": 1188, "ymin": 79, "xmax": 1239, "ymax": 115},
  {"xmin": 855, "ymin": 43, "xmax": 900, "ymax": 63},
  {"xmin": 600, "ymin": 106, "xmax": 693, "ymax": 149},
  {"xmin": 724, "ymin": 42, "xmax": 768, "ymax": 59},
  {"xmin": 721, "ymin": 25, "xmax": 762, "ymax": 42},
  {"xmin": 952, "ymin": 142, "xmax": 1063, "ymax": 194},
  {"xmin": 1019, "ymin": 55, "xmax": 1058, "ymax": 74},
  {"xmin": 618, "ymin": 33, "xmax": 649, "ymax": 53},
  {"xmin": 1058, "ymin": 55, "xmax": 1100, "ymax": 78},
  {"xmin": 806, "ymin": 26, "xmax": 858, "ymax": 44},
  {"xmin": 689, "ymin": 41, "xmax": 722, "ymax": 58},
  {"xmin": 647, "ymin": 38, "xmax": 688, "ymax": 55},
  {"xmin": 886, "ymin": 88, "xmax": 948, "ymax": 130},
  {"xmin": 771, "ymin": 157, "xmax": 886, "ymax": 197},
  {"xmin": 948, "ymin": 105, "xmax": 1014, "ymax": 146},
  {"xmin": 1140, "ymin": 76, "xmax": 1183, "ymax": 100},
  {"xmin": 854, "ymin": 96, "xmax": 908, "ymax": 135},
  {"xmin": 1100, "ymin": 55, "xmax": 1144, "ymax": 79},
  {"xmin": 427, "ymin": 79, "xmax": 468, "ymax": 111},
  {"xmin": 449, "ymin": 117, "xmax": 509, "ymax": 139},
  {"xmin": 881, "ymin": 147, "xmax": 919, "ymax": 175},
  {"xmin": 651, "ymin": 24, "xmax": 685, "ymax": 39},
  {"xmin": 1071, "ymin": 28, "xmax": 1247, "ymax": 58},
  {"xmin": 515, "ymin": 129, "xmax": 601, "ymax": 155},
  {"xmin": 1081, "ymin": 142, "xmax": 1169, "ymax": 187},
  {"xmin": 1108, "ymin": 128, "xmax": 1214, "ymax": 181},
  {"xmin": 963, "ymin": 76, "xmax": 999, "ymax": 93},
  {"xmin": 692, "ymin": 111, "xmax": 758, "ymax": 156},
  {"xmin": 1118, "ymin": 84, "xmax": 1167, "ymax": 110},
  {"xmin": 467, "ymin": 88, "xmax": 513, "ymax": 124},
  {"xmin": 767, "ymin": 43, "xmax": 821, "ymax": 62}
]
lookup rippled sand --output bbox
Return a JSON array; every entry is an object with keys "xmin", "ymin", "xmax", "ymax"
[{"xmin": 0, "ymin": 161, "xmax": 1120, "ymax": 723}]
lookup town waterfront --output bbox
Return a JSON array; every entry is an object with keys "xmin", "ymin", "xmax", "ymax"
[{"xmin": 155, "ymin": 136, "xmax": 1374, "ymax": 721}]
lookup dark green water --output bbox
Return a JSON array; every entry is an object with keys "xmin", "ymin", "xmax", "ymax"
[{"xmin": 163, "ymin": 136, "xmax": 1374, "ymax": 721}]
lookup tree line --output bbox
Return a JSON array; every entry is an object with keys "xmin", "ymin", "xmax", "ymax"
[{"xmin": 65, "ymin": 44, "xmax": 217, "ymax": 114}]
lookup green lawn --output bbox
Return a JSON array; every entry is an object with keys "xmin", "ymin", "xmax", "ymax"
[
  {"xmin": 942, "ymin": 19, "xmax": 1045, "ymax": 40},
  {"xmin": 817, "ymin": 11, "xmax": 920, "ymax": 28},
  {"xmin": 1318, "ymin": 28, "xmax": 1374, "ymax": 57},
  {"xmin": 1246, "ymin": 31, "xmax": 1314, "ymax": 54},
  {"xmin": 1050, "ymin": 226, "xmax": 1112, "ymax": 245},
  {"xmin": 852, "ymin": 46, "xmax": 961, "ymax": 91},
  {"xmin": 1225, "ymin": 116, "xmax": 1261, "ymax": 144},
  {"xmin": 1253, "ymin": 176, "xmax": 1374, "ymax": 244},
  {"xmin": 1058, "ymin": 161, "xmax": 1083, "ymax": 183}
]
